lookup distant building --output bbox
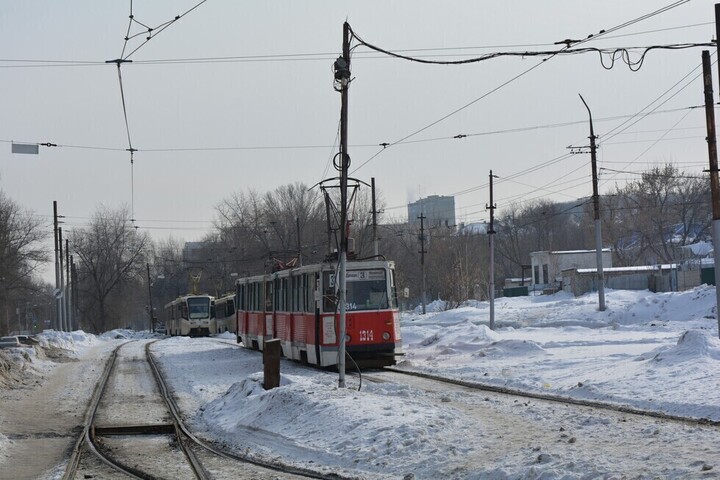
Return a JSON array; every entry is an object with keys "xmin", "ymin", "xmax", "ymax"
[
  {"xmin": 562, "ymin": 264, "xmax": 681, "ymax": 296},
  {"xmin": 408, "ymin": 195, "xmax": 456, "ymax": 229},
  {"xmin": 457, "ymin": 222, "xmax": 488, "ymax": 235},
  {"xmin": 530, "ymin": 249, "xmax": 612, "ymax": 291}
]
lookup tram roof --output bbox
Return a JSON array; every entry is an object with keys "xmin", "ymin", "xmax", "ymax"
[{"xmin": 234, "ymin": 259, "xmax": 395, "ymax": 285}]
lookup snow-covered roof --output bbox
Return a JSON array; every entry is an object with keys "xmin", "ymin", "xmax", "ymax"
[{"xmin": 574, "ymin": 264, "xmax": 677, "ymax": 274}]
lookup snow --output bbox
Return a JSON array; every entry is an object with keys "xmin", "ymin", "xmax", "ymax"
[{"xmin": 1, "ymin": 287, "xmax": 720, "ymax": 478}]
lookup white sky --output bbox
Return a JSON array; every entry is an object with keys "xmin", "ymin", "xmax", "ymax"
[{"xmin": 1, "ymin": 1, "xmax": 718, "ymax": 248}]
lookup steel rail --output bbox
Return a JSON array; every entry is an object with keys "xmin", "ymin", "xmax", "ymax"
[
  {"xmin": 62, "ymin": 341, "xmax": 147, "ymax": 480},
  {"xmin": 147, "ymin": 339, "xmax": 350, "ymax": 480},
  {"xmin": 382, "ymin": 367, "xmax": 720, "ymax": 427}
]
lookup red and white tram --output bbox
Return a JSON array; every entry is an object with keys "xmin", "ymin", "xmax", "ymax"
[{"xmin": 235, "ymin": 259, "xmax": 402, "ymax": 368}]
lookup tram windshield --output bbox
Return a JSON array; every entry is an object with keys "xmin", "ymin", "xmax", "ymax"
[
  {"xmin": 187, "ymin": 297, "xmax": 211, "ymax": 319},
  {"xmin": 324, "ymin": 269, "xmax": 395, "ymax": 311}
]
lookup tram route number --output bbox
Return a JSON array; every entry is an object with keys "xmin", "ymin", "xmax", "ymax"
[{"xmin": 359, "ymin": 329, "xmax": 374, "ymax": 342}]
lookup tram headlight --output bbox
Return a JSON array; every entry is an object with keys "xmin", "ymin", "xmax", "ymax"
[{"xmin": 382, "ymin": 332, "xmax": 391, "ymax": 341}]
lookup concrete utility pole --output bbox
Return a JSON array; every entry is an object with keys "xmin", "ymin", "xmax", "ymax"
[
  {"xmin": 71, "ymin": 257, "xmax": 79, "ymax": 331},
  {"xmin": 333, "ymin": 21, "xmax": 352, "ymax": 388},
  {"xmin": 702, "ymin": 49, "xmax": 720, "ymax": 339},
  {"xmin": 65, "ymin": 238, "xmax": 71, "ymax": 331},
  {"xmin": 53, "ymin": 201, "xmax": 61, "ymax": 331},
  {"xmin": 147, "ymin": 263, "xmax": 155, "ymax": 333},
  {"xmin": 296, "ymin": 217, "xmax": 302, "ymax": 267},
  {"xmin": 371, "ymin": 177, "xmax": 379, "ymax": 257},
  {"xmin": 418, "ymin": 213, "xmax": 427, "ymax": 315},
  {"xmin": 579, "ymin": 94, "xmax": 606, "ymax": 312},
  {"xmin": 58, "ymin": 227, "xmax": 66, "ymax": 331},
  {"xmin": 487, "ymin": 171, "xmax": 498, "ymax": 330}
]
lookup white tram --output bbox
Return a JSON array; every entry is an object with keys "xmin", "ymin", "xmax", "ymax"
[
  {"xmin": 164, "ymin": 294, "xmax": 216, "ymax": 337},
  {"xmin": 214, "ymin": 293, "xmax": 236, "ymax": 334}
]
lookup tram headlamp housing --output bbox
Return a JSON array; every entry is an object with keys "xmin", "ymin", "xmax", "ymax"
[{"xmin": 382, "ymin": 332, "xmax": 391, "ymax": 341}]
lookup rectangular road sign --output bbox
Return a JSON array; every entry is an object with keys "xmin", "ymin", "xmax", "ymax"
[{"xmin": 11, "ymin": 143, "xmax": 39, "ymax": 154}]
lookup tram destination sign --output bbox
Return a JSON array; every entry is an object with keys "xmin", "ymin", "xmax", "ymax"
[{"xmin": 346, "ymin": 269, "xmax": 385, "ymax": 282}]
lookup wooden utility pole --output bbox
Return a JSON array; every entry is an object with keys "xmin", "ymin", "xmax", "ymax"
[
  {"xmin": 702, "ymin": 49, "xmax": 720, "ymax": 339},
  {"xmin": 487, "ymin": 171, "xmax": 498, "ymax": 330},
  {"xmin": 579, "ymin": 94, "xmax": 606, "ymax": 311}
]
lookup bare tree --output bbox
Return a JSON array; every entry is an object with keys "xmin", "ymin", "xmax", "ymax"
[
  {"xmin": 0, "ymin": 191, "xmax": 49, "ymax": 292},
  {"xmin": 615, "ymin": 164, "xmax": 710, "ymax": 264},
  {"xmin": 0, "ymin": 191, "xmax": 50, "ymax": 334},
  {"xmin": 71, "ymin": 206, "xmax": 150, "ymax": 333},
  {"xmin": 216, "ymin": 183, "xmax": 328, "ymax": 273}
]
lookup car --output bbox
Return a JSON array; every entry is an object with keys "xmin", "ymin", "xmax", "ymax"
[{"xmin": 0, "ymin": 336, "xmax": 22, "ymax": 348}]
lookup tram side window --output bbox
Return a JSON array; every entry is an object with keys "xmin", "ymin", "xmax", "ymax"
[
  {"xmin": 283, "ymin": 278, "xmax": 289, "ymax": 311},
  {"xmin": 291, "ymin": 276, "xmax": 297, "ymax": 311},
  {"xmin": 322, "ymin": 271, "xmax": 338, "ymax": 312},
  {"xmin": 297, "ymin": 275, "xmax": 304, "ymax": 312},
  {"xmin": 273, "ymin": 278, "xmax": 280, "ymax": 311},
  {"xmin": 251, "ymin": 283, "xmax": 258, "ymax": 311},
  {"xmin": 305, "ymin": 274, "xmax": 314, "ymax": 313},
  {"xmin": 265, "ymin": 281, "xmax": 273, "ymax": 311}
]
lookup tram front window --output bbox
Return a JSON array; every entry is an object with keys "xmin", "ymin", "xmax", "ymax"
[
  {"xmin": 187, "ymin": 297, "xmax": 210, "ymax": 319},
  {"xmin": 346, "ymin": 269, "xmax": 389, "ymax": 311}
]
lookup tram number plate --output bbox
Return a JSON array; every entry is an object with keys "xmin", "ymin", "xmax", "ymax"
[{"xmin": 359, "ymin": 329, "xmax": 374, "ymax": 342}]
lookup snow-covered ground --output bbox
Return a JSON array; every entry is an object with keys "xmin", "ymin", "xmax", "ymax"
[
  {"xmin": 1, "ymin": 287, "xmax": 719, "ymax": 478},
  {"xmin": 400, "ymin": 287, "xmax": 720, "ymax": 421}
]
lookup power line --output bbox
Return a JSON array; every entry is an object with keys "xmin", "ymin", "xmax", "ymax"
[
  {"xmin": 2, "ymin": 104, "xmax": 710, "ymax": 155},
  {"xmin": 106, "ymin": 0, "xmax": 210, "ymax": 224},
  {"xmin": 1, "ymin": 17, "xmax": 712, "ymax": 69},
  {"xmin": 347, "ymin": 0, "xmax": 695, "ymax": 174}
]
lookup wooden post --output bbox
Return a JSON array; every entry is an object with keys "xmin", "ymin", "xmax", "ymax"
[{"xmin": 263, "ymin": 338, "xmax": 281, "ymax": 390}]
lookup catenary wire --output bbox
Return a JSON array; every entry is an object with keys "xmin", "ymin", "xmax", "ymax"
[{"xmin": 346, "ymin": 0, "xmax": 695, "ymax": 175}]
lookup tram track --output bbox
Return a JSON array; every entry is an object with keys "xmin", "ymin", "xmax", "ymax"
[
  {"xmin": 376, "ymin": 366, "xmax": 720, "ymax": 427},
  {"xmin": 63, "ymin": 339, "xmax": 345, "ymax": 480},
  {"xmin": 216, "ymin": 336, "xmax": 720, "ymax": 429}
]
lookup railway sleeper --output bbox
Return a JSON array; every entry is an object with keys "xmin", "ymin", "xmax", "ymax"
[{"xmin": 93, "ymin": 424, "xmax": 176, "ymax": 436}]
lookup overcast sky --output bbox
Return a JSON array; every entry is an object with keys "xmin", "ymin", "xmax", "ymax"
[{"xmin": 1, "ymin": 1, "xmax": 718, "ymax": 256}]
